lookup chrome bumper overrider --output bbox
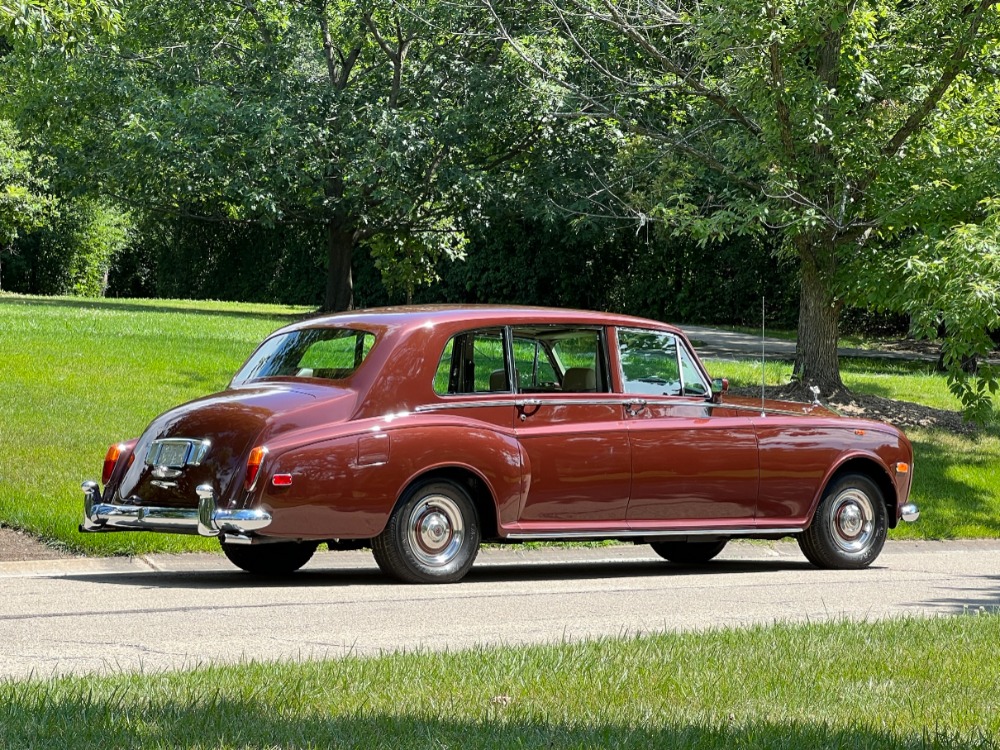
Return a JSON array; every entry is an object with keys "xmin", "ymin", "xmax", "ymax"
[
  {"xmin": 900, "ymin": 503, "xmax": 920, "ymax": 523},
  {"xmin": 81, "ymin": 481, "xmax": 272, "ymax": 538}
]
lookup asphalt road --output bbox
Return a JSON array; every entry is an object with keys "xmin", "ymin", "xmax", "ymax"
[{"xmin": 2, "ymin": 541, "xmax": 998, "ymax": 680}]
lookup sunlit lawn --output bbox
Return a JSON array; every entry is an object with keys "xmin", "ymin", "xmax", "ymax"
[
  {"xmin": 0, "ymin": 294, "xmax": 310, "ymax": 555},
  {"xmin": 2, "ymin": 614, "xmax": 999, "ymax": 749}
]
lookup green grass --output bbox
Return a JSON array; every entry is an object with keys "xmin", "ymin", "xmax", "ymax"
[
  {"xmin": 0, "ymin": 294, "xmax": 310, "ymax": 555},
  {"xmin": 3, "ymin": 294, "xmax": 999, "ymax": 554},
  {"xmin": 704, "ymin": 355, "xmax": 970, "ymax": 412},
  {"xmin": 2, "ymin": 614, "xmax": 998, "ymax": 748}
]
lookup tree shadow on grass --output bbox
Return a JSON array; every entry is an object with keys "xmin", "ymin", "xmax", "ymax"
[
  {"xmin": 906, "ymin": 433, "xmax": 1000, "ymax": 537},
  {"xmin": 0, "ymin": 696, "xmax": 991, "ymax": 750},
  {"xmin": 1, "ymin": 295, "xmax": 313, "ymax": 323}
]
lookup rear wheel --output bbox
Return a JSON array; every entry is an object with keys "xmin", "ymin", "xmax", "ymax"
[
  {"xmin": 221, "ymin": 540, "xmax": 318, "ymax": 574},
  {"xmin": 372, "ymin": 479, "xmax": 481, "ymax": 584},
  {"xmin": 650, "ymin": 539, "xmax": 727, "ymax": 564},
  {"xmin": 797, "ymin": 473, "xmax": 887, "ymax": 569}
]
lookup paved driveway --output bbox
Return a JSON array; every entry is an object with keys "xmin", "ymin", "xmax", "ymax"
[{"xmin": 2, "ymin": 541, "xmax": 997, "ymax": 679}]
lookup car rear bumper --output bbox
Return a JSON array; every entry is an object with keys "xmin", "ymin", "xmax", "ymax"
[{"xmin": 80, "ymin": 481, "xmax": 272, "ymax": 540}]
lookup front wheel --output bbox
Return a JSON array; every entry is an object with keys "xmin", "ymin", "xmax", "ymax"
[
  {"xmin": 650, "ymin": 539, "xmax": 727, "ymax": 564},
  {"xmin": 221, "ymin": 540, "xmax": 317, "ymax": 575},
  {"xmin": 372, "ymin": 479, "xmax": 481, "ymax": 584},
  {"xmin": 797, "ymin": 473, "xmax": 887, "ymax": 569}
]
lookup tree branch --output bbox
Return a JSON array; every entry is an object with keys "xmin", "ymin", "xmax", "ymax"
[{"xmin": 882, "ymin": 0, "xmax": 997, "ymax": 158}]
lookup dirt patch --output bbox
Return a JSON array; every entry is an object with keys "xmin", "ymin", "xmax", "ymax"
[
  {"xmin": 731, "ymin": 385, "xmax": 975, "ymax": 435},
  {"xmin": 0, "ymin": 525, "xmax": 75, "ymax": 562}
]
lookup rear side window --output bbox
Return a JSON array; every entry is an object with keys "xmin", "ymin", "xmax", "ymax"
[
  {"xmin": 233, "ymin": 328, "xmax": 375, "ymax": 384},
  {"xmin": 434, "ymin": 329, "xmax": 507, "ymax": 395}
]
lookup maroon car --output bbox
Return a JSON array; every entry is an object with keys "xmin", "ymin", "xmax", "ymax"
[{"xmin": 82, "ymin": 306, "xmax": 918, "ymax": 583}]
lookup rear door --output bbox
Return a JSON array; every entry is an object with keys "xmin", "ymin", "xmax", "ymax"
[{"xmin": 510, "ymin": 326, "xmax": 632, "ymax": 529}]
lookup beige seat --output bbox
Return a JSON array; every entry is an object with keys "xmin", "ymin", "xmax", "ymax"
[
  {"xmin": 562, "ymin": 367, "xmax": 596, "ymax": 393},
  {"xmin": 489, "ymin": 369, "xmax": 508, "ymax": 391}
]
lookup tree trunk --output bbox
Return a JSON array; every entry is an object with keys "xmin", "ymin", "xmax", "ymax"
[
  {"xmin": 792, "ymin": 253, "xmax": 844, "ymax": 396},
  {"xmin": 324, "ymin": 220, "xmax": 354, "ymax": 312}
]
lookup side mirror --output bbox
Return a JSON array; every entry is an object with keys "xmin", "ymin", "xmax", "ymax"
[{"xmin": 710, "ymin": 377, "xmax": 729, "ymax": 403}]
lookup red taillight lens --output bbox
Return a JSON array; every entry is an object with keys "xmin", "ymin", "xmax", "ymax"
[
  {"xmin": 245, "ymin": 446, "xmax": 267, "ymax": 491},
  {"xmin": 102, "ymin": 444, "xmax": 123, "ymax": 485}
]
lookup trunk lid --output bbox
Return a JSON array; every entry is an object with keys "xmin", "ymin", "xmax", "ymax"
[{"xmin": 112, "ymin": 382, "xmax": 356, "ymax": 508}]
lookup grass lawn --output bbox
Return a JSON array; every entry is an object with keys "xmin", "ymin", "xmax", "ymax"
[
  {"xmin": 2, "ymin": 614, "xmax": 998, "ymax": 748},
  {"xmin": 2, "ymin": 293, "xmax": 999, "ymax": 554},
  {"xmin": 0, "ymin": 294, "xmax": 309, "ymax": 555}
]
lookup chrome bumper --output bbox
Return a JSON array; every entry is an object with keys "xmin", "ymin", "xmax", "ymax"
[
  {"xmin": 900, "ymin": 503, "xmax": 920, "ymax": 523},
  {"xmin": 81, "ymin": 481, "xmax": 272, "ymax": 538}
]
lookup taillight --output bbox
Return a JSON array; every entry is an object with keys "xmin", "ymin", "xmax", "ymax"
[
  {"xmin": 244, "ymin": 446, "xmax": 267, "ymax": 491},
  {"xmin": 102, "ymin": 444, "xmax": 123, "ymax": 485}
]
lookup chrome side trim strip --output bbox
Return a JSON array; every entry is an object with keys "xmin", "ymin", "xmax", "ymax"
[
  {"xmin": 81, "ymin": 481, "xmax": 271, "ymax": 536},
  {"xmin": 415, "ymin": 398, "xmax": 815, "ymax": 417},
  {"xmin": 414, "ymin": 400, "xmax": 515, "ymax": 412},
  {"xmin": 504, "ymin": 526, "xmax": 804, "ymax": 540}
]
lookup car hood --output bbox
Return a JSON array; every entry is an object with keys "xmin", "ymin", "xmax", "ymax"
[
  {"xmin": 112, "ymin": 381, "xmax": 357, "ymax": 507},
  {"xmin": 724, "ymin": 395, "xmax": 841, "ymax": 418}
]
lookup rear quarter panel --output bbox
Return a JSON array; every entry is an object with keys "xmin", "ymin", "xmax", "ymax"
[{"xmin": 252, "ymin": 415, "xmax": 522, "ymax": 539}]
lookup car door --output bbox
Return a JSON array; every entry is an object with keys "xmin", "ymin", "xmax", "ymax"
[
  {"xmin": 617, "ymin": 327, "xmax": 760, "ymax": 527},
  {"xmin": 510, "ymin": 326, "xmax": 632, "ymax": 530}
]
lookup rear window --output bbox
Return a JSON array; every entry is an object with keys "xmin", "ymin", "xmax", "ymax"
[{"xmin": 232, "ymin": 328, "xmax": 375, "ymax": 385}]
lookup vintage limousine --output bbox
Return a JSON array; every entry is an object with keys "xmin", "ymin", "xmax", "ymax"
[{"xmin": 82, "ymin": 306, "xmax": 918, "ymax": 583}]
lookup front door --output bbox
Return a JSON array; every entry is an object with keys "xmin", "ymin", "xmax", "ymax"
[{"xmin": 616, "ymin": 328, "xmax": 759, "ymax": 528}]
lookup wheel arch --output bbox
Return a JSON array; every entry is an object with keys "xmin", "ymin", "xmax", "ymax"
[
  {"xmin": 815, "ymin": 455, "xmax": 898, "ymax": 529},
  {"xmin": 394, "ymin": 466, "xmax": 500, "ymax": 540}
]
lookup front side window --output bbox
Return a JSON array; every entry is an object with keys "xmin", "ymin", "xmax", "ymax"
[
  {"xmin": 232, "ymin": 328, "xmax": 375, "ymax": 385},
  {"xmin": 618, "ymin": 328, "xmax": 708, "ymax": 396}
]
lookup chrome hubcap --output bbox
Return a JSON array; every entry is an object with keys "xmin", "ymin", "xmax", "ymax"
[
  {"xmin": 408, "ymin": 494, "xmax": 464, "ymax": 567},
  {"xmin": 830, "ymin": 488, "xmax": 875, "ymax": 554}
]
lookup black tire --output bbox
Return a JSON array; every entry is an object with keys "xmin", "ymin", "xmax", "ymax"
[
  {"xmin": 650, "ymin": 539, "xmax": 728, "ymax": 564},
  {"xmin": 221, "ymin": 540, "xmax": 318, "ymax": 574},
  {"xmin": 372, "ymin": 479, "xmax": 481, "ymax": 584},
  {"xmin": 797, "ymin": 473, "xmax": 888, "ymax": 569}
]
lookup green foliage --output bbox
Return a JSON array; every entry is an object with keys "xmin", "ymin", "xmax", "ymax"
[
  {"xmin": 6, "ymin": 198, "xmax": 130, "ymax": 296},
  {"xmin": 490, "ymin": 0, "xmax": 1000, "ymax": 391},
  {"xmin": 0, "ymin": 118, "xmax": 50, "ymax": 287},
  {"xmin": 905, "ymin": 214, "xmax": 1000, "ymax": 424},
  {"xmin": 107, "ymin": 217, "xmax": 325, "ymax": 306},
  {"xmin": 0, "ymin": 0, "xmax": 117, "ymax": 49},
  {"xmin": 9, "ymin": 0, "xmax": 554, "ymax": 308}
]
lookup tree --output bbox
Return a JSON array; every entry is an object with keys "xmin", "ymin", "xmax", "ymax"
[
  {"xmin": 13, "ymin": 0, "xmax": 550, "ymax": 310},
  {"xmin": 1, "ymin": 0, "xmax": 119, "ymax": 290},
  {"xmin": 0, "ymin": 118, "xmax": 50, "ymax": 289},
  {"xmin": 484, "ymin": 0, "xmax": 1000, "ymax": 398}
]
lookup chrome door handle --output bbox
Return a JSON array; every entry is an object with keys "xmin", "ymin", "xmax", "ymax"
[
  {"xmin": 624, "ymin": 399, "xmax": 647, "ymax": 416},
  {"xmin": 516, "ymin": 399, "xmax": 543, "ymax": 421}
]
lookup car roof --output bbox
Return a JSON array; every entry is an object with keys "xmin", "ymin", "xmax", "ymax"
[{"xmin": 276, "ymin": 305, "xmax": 685, "ymax": 338}]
